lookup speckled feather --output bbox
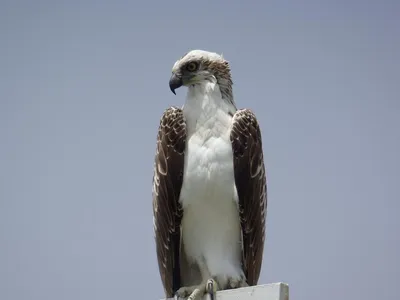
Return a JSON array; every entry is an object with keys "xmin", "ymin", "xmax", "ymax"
[
  {"xmin": 152, "ymin": 107, "xmax": 186, "ymax": 296},
  {"xmin": 230, "ymin": 109, "xmax": 267, "ymax": 286}
]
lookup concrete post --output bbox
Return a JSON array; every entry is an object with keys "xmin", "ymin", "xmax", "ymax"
[{"xmin": 161, "ymin": 282, "xmax": 289, "ymax": 300}]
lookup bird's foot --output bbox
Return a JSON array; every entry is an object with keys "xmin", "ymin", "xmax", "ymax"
[
  {"xmin": 226, "ymin": 276, "xmax": 248, "ymax": 289},
  {"xmin": 174, "ymin": 283, "xmax": 205, "ymax": 300},
  {"xmin": 174, "ymin": 278, "xmax": 220, "ymax": 300},
  {"xmin": 206, "ymin": 278, "xmax": 219, "ymax": 300}
]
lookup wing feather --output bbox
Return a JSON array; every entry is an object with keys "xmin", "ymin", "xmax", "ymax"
[
  {"xmin": 230, "ymin": 108, "xmax": 267, "ymax": 286},
  {"xmin": 152, "ymin": 107, "xmax": 186, "ymax": 297}
]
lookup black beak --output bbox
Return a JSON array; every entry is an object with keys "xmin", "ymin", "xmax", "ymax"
[{"xmin": 169, "ymin": 73, "xmax": 183, "ymax": 95}]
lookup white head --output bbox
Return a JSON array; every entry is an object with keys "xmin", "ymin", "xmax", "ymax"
[{"xmin": 169, "ymin": 50, "xmax": 234, "ymax": 103}]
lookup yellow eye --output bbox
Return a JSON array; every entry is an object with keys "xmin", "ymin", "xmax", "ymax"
[{"xmin": 186, "ymin": 62, "xmax": 198, "ymax": 72}]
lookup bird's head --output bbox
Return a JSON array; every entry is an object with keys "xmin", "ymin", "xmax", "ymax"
[{"xmin": 169, "ymin": 50, "xmax": 232, "ymax": 95}]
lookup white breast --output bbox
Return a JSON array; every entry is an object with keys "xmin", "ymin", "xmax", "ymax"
[
  {"xmin": 179, "ymin": 82, "xmax": 243, "ymax": 284},
  {"xmin": 180, "ymin": 117, "xmax": 235, "ymax": 207}
]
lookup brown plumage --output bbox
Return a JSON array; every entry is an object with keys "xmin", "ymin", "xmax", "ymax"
[
  {"xmin": 152, "ymin": 107, "xmax": 186, "ymax": 296},
  {"xmin": 231, "ymin": 109, "xmax": 267, "ymax": 285}
]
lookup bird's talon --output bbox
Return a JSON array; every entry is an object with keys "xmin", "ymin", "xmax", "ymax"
[
  {"xmin": 206, "ymin": 278, "xmax": 218, "ymax": 300},
  {"xmin": 207, "ymin": 280, "xmax": 213, "ymax": 293},
  {"xmin": 187, "ymin": 288, "xmax": 202, "ymax": 300}
]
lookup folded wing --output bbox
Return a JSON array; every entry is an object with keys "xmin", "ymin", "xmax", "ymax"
[
  {"xmin": 152, "ymin": 107, "xmax": 186, "ymax": 297},
  {"xmin": 230, "ymin": 109, "xmax": 267, "ymax": 286}
]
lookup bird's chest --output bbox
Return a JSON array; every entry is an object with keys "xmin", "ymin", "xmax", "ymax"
[{"xmin": 179, "ymin": 117, "xmax": 236, "ymax": 209}]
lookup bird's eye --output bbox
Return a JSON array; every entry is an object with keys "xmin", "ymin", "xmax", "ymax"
[{"xmin": 186, "ymin": 62, "xmax": 198, "ymax": 72}]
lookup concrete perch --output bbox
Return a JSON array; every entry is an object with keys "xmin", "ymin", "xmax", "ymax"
[{"xmin": 161, "ymin": 283, "xmax": 289, "ymax": 300}]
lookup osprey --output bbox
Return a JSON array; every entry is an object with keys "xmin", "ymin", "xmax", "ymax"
[{"xmin": 152, "ymin": 50, "xmax": 267, "ymax": 300}]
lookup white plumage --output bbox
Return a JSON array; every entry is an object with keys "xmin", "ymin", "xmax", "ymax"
[{"xmin": 180, "ymin": 79, "xmax": 243, "ymax": 287}]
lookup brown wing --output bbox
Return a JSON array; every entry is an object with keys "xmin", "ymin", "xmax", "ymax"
[
  {"xmin": 152, "ymin": 107, "xmax": 186, "ymax": 297},
  {"xmin": 230, "ymin": 108, "xmax": 267, "ymax": 286}
]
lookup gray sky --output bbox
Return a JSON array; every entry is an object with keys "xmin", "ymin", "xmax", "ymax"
[{"xmin": 1, "ymin": 1, "xmax": 399, "ymax": 300}]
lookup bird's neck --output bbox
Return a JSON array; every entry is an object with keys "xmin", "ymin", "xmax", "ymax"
[{"xmin": 183, "ymin": 80, "xmax": 237, "ymax": 135}]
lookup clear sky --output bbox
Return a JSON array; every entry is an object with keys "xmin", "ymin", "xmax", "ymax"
[{"xmin": 1, "ymin": 1, "xmax": 399, "ymax": 300}]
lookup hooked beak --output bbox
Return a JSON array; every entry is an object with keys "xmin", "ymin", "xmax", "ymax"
[{"xmin": 169, "ymin": 73, "xmax": 183, "ymax": 95}]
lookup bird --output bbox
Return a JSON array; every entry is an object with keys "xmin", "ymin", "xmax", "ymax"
[{"xmin": 152, "ymin": 50, "xmax": 267, "ymax": 300}]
